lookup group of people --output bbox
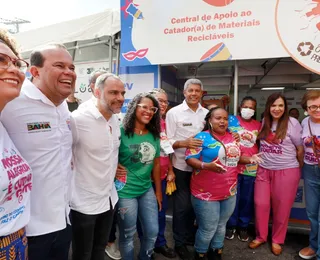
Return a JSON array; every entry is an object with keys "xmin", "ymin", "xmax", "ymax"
[{"xmin": 1, "ymin": 29, "xmax": 320, "ymax": 260}]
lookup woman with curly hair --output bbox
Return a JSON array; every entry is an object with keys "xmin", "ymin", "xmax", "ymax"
[
  {"xmin": 185, "ymin": 107, "xmax": 262, "ymax": 260},
  {"xmin": 115, "ymin": 92, "xmax": 162, "ymax": 260},
  {"xmin": 0, "ymin": 29, "xmax": 32, "ymax": 259}
]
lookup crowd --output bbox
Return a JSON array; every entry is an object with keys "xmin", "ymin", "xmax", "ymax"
[{"xmin": 0, "ymin": 29, "xmax": 320, "ymax": 260}]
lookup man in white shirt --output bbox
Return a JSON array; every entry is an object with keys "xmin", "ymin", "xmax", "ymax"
[
  {"xmin": 0, "ymin": 43, "xmax": 76, "ymax": 260},
  {"xmin": 70, "ymin": 73, "xmax": 125, "ymax": 260},
  {"xmin": 78, "ymin": 69, "xmax": 122, "ymax": 260},
  {"xmin": 165, "ymin": 79, "xmax": 208, "ymax": 260}
]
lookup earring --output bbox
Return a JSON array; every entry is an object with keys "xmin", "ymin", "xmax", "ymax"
[
  {"xmin": 304, "ymin": 111, "xmax": 308, "ymax": 116},
  {"xmin": 209, "ymin": 123, "xmax": 212, "ymax": 128}
]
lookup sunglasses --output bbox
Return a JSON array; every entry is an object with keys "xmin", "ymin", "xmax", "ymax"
[
  {"xmin": 137, "ymin": 104, "xmax": 158, "ymax": 114},
  {"xmin": 0, "ymin": 53, "xmax": 29, "ymax": 72}
]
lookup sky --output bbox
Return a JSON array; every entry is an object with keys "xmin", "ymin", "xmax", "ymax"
[{"xmin": 1, "ymin": 0, "xmax": 120, "ymax": 32}]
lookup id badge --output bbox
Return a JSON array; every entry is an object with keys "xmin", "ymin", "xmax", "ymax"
[{"xmin": 161, "ymin": 138, "xmax": 174, "ymax": 155}]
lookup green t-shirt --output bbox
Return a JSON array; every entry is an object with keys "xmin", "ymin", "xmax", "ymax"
[{"xmin": 117, "ymin": 127, "xmax": 160, "ymax": 198}]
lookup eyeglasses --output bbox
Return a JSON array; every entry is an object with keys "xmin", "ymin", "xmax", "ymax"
[
  {"xmin": 137, "ymin": 104, "xmax": 158, "ymax": 114},
  {"xmin": 157, "ymin": 98, "xmax": 169, "ymax": 106},
  {"xmin": 308, "ymin": 105, "xmax": 320, "ymax": 112},
  {"xmin": 0, "ymin": 53, "xmax": 29, "ymax": 72}
]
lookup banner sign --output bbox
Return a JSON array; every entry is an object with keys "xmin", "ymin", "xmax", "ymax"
[
  {"xmin": 276, "ymin": 0, "xmax": 320, "ymax": 75},
  {"xmin": 120, "ymin": 0, "xmax": 320, "ymax": 75},
  {"xmin": 74, "ymin": 61, "xmax": 109, "ymax": 102},
  {"xmin": 119, "ymin": 65, "xmax": 159, "ymax": 113}
]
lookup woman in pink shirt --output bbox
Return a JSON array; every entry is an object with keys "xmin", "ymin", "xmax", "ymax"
[
  {"xmin": 249, "ymin": 93, "xmax": 303, "ymax": 255},
  {"xmin": 185, "ymin": 107, "xmax": 261, "ymax": 260},
  {"xmin": 148, "ymin": 89, "xmax": 176, "ymax": 258}
]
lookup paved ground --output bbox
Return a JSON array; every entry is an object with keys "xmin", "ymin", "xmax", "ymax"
[
  {"xmin": 87, "ymin": 222, "xmax": 309, "ymax": 260},
  {"xmin": 69, "ymin": 198, "xmax": 311, "ymax": 260}
]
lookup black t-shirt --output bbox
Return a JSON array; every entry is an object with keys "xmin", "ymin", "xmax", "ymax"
[{"xmin": 67, "ymin": 101, "xmax": 79, "ymax": 112}]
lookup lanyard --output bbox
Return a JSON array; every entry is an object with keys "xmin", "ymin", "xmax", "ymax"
[{"xmin": 308, "ymin": 118, "xmax": 320, "ymax": 167}]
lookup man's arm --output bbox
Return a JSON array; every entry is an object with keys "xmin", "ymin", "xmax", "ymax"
[{"xmin": 165, "ymin": 110, "xmax": 203, "ymax": 150}]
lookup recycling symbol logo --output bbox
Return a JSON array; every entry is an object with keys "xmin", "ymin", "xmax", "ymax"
[{"xmin": 297, "ymin": 42, "xmax": 314, "ymax": 57}]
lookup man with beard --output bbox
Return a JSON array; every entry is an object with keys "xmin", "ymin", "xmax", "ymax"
[{"xmin": 70, "ymin": 73, "xmax": 125, "ymax": 260}]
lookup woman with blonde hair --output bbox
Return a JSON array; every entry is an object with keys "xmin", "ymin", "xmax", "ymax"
[{"xmin": 0, "ymin": 29, "xmax": 32, "ymax": 259}]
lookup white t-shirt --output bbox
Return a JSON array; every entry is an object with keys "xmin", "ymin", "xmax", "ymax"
[
  {"xmin": 302, "ymin": 117, "xmax": 320, "ymax": 165},
  {"xmin": 70, "ymin": 100, "xmax": 119, "ymax": 214},
  {"xmin": 0, "ymin": 122, "xmax": 32, "ymax": 236},
  {"xmin": 1, "ymin": 80, "xmax": 72, "ymax": 236},
  {"xmin": 166, "ymin": 100, "xmax": 208, "ymax": 172}
]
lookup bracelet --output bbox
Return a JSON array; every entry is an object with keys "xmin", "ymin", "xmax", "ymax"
[{"xmin": 201, "ymin": 162, "xmax": 204, "ymax": 169}]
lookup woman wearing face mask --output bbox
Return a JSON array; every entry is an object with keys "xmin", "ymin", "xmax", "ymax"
[
  {"xmin": 185, "ymin": 107, "xmax": 262, "ymax": 260},
  {"xmin": 226, "ymin": 96, "xmax": 261, "ymax": 242},
  {"xmin": 249, "ymin": 93, "xmax": 303, "ymax": 256},
  {"xmin": 0, "ymin": 29, "xmax": 32, "ymax": 259}
]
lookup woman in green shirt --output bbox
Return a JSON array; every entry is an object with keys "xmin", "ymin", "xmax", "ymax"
[{"xmin": 115, "ymin": 93, "xmax": 162, "ymax": 260}]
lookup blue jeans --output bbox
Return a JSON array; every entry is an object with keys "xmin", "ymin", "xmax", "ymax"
[
  {"xmin": 191, "ymin": 195, "xmax": 236, "ymax": 253},
  {"xmin": 137, "ymin": 179, "xmax": 168, "ymax": 247},
  {"xmin": 118, "ymin": 187, "xmax": 159, "ymax": 260},
  {"xmin": 227, "ymin": 174, "xmax": 255, "ymax": 229},
  {"xmin": 303, "ymin": 163, "xmax": 320, "ymax": 259}
]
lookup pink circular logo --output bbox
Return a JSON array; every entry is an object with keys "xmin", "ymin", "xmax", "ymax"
[
  {"xmin": 276, "ymin": 0, "xmax": 320, "ymax": 74},
  {"xmin": 203, "ymin": 0, "xmax": 235, "ymax": 7}
]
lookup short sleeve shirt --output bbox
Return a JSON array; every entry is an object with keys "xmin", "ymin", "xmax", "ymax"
[
  {"xmin": 301, "ymin": 117, "xmax": 320, "ymax": 165},
  {"xmin": 0, "ymin": 122, "xmax": 32, "ymax": 236},
  {"xmin": 228, "ymin": 115, "xmax": 261, "ymax": 176},
  {"xmin": 116, "ymin": 127, "xmax": 160, "ymax": 198},
  {"xmin": 259, "ymin": 117, "xmax": 302, "ymax": 170},
  {"xmin": 185, "ymin": 131, "xmax": 240, "ymax": 201}
]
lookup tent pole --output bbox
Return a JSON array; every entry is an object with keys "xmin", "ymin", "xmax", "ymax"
[
  {"xmin": 116, "ymin": 39, "xmax": 120, "ymax": 75},
  {"xmin": 233, "ymin": 60, "xmax": 239, "ymax": 116},
  {"xmin": 158, "ymin": 65, "xmax": 161, "ymax": 89},
  {"xmin": 109, "ymin": 36, "xmax": 114, "ymax": 73}
]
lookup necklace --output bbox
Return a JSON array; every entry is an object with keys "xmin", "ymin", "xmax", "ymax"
[{"xmin": 134, "ymin": 128, "xmax": 145, "ymax": 135}]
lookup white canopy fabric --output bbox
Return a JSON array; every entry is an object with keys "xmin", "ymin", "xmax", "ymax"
[{"xmin": 14, "ymin": 9, "xmax": 120, "ymax": 53}]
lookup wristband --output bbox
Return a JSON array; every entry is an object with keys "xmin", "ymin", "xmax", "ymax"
[{"xmin": 201, "ymin": 162, "xmax": 204, "ymax": 169}]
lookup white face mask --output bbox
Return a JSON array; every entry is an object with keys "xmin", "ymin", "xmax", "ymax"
[{"xmin": 241, "ymin": 108, "xmax": 255, "ymax": 120}]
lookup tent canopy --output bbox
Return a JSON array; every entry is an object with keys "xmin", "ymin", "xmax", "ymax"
[{"xmin": 15, "ymin": 9, "xmax": 120, "ymax": 54}]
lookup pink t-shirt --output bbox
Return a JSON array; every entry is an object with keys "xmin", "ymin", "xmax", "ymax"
[
  {"xmin": 228, "ymin": 115, "xmax": 261, "ymax": 176},
  {"xmin": 160, "ymin": 119, "xmax": 170, "ymax": 180},
  {"xmin": 186, "ymin": 131, "xmax": 241, "ymax": 201},
  {"xmin": 301, "ymin": 117, "xmax": 320, "ymax": 165},
  {"xmin": 259, "ymin": 117, "xmax": 302, "ymax": 170}
]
